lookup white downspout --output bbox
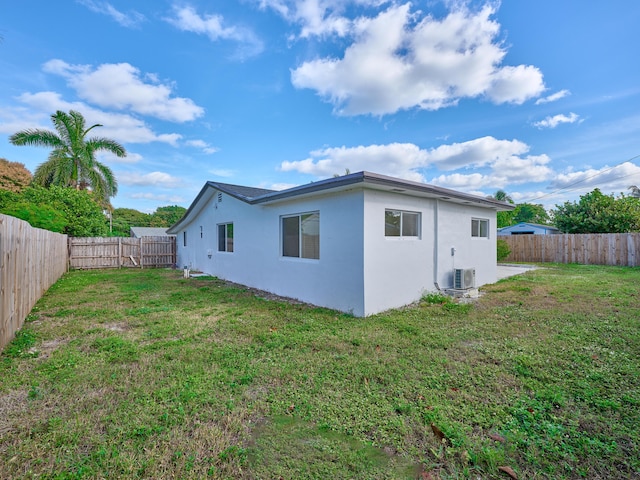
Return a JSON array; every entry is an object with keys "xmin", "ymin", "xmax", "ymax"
[{"xmin": 433, "ymin": 199, "xmax": 441, "ymax": 291}]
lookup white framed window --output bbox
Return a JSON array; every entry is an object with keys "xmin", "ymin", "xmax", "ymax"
[
  {"xmin": 218, "ymin": 223, "xmax": 234, "ymax": 252},
  {"xmin": 471, "ymin": 218, "xmax": 489, "ymax": 238},
  {"xmin": 282, "ymin": 212, "xmax": 319, "ymax": 259},
  {"xmin": 183, "ymin": 231, "xmax": 187, "ymax": 247},
  {"xmin": 385, "ymin": 209, "xmax": 420, "ymax": 237}
]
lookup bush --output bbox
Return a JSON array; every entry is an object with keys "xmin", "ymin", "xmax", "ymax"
[{"xmin": 497, "ymin": 239, "xmax": 511, "ymax": 262}]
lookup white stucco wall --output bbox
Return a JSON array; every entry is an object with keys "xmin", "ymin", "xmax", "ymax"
[
  {"xmin": 175, "ymin": 185, "xmax": 499, "ymax": 317},
  {"xmin": 434, "ymin": 201, "xmax": 497, "ymax": 290},
  {"xmin": 175, "ymin": 188, "xmax": 367, "ymax": 316},
  {"xmin": 362, "ymin": 191, "xmax": 498, "ymax": 315},
  {"xmin": 362, "ymin": 190, "xmax": 435, "ymax": 316}
]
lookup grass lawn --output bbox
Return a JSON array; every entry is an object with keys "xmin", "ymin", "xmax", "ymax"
[{"xmin": 1, "ymin": 264, "xmax": 639, "ymax": 479}]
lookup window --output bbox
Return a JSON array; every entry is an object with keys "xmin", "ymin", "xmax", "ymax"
[
  {"xmin": 218, "ymin": 223, "xmax": 234, "ymax": 252},
  {"xmin": 282, "ymin": 212, "xmax": 319, "ymax": 259},
  {"xmin": 385, "ymin": 210, "xmax": 420, "ymax": 237},
  {"xmin": 471, "ymin": 218, "xmax": 489, "ymax": 238},
  {"xmin": 183, "ymin": 231, "xmax": 187, "ymax": 247}
]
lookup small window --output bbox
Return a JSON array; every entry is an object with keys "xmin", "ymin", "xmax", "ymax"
[
  {"xmin": 218, "ymin": 223, "xmax": 234, "ymax": 252},
  {"xmin": 385, "ymin": 210, "xmax": 420, "ymax": 237},
  {"xmin": 183, "ymin": 231, "xmax": 187, "ymax": 247},
  {"xmin": 471, "ymin": 218, "xmax": 489, "ymax": 238},
  {"xmin": 282, "ymin": 212, "xmax": 319, "ymax": 259}
]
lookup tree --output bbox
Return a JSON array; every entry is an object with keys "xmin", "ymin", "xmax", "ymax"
[
  {"xmin": 552, "ymin": 188, "xmax": 640, "ymax": 233},
  {"xmin": 489, "ymin": 190, "xmax": 514, "ymax": 203},
  {"xmin": 22, "ymin": 186, "xmax": 109, "ymax": 236},
  {"xmin": 150, "ymin": 205, "xmax": 187, "ymax": 227},
  {"xmin": 0, "ymin": 158, "xmax": 32, "ymax": 192},
  {"xmin": 1, "ymin": 201, "xmax": 67, "ymax": 232},
  {"xmin": 109, "ymin": 208, "xmax": 152, "ymax": 237},
  {"xmin": 9, "ymin": 110, "xmax": 126, "ymax": 205},
  {"xmin": 489, "ymin": 190, "xmax": 515, "ymax": 228},
  {"xmin": 512, "ymin": 203, "xmax": 550, "ymax": 225},
  {"xmin": 629, "ymin": 185, "xmax": 640, "ymax": 198}
]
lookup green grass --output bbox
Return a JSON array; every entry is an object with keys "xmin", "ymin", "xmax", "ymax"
[{"xmin": 1, "ymin": 264, "xmax": 639, "ymax": 479}]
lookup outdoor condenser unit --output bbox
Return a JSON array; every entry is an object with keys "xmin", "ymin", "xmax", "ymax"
[{"xmin": 454, "ymin": 268, "xmax": 476, "ymax": 289}]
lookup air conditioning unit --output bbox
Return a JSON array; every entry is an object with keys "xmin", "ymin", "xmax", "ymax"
[{"xmin": 454, "ymin": 268, "xmax": 476, "ymax": 289}]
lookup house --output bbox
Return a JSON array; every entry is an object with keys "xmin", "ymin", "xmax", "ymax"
[
  {"xmin": 167, "ymin": 171, "xmax": 514, "ymax": 317},
  {"xmin": 130, "ymin": 226, "xmax": 173, "ymax": 238},
  {"xmin": 498, "ymin": 222, "xmax": 559, "ymax": 236}
]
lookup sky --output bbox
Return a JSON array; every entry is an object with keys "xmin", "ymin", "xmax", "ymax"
[{"xmin": 1, "ymin": 0, "xmax": 640, "ymax": 213}]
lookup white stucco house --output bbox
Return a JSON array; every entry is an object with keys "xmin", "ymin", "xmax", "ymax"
[{"xmin": 167, "ymin": 171, "xmax": 514, "ymax": 316}]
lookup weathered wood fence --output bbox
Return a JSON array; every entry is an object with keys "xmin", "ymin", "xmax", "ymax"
[
  {"xmin": 68, "ymin": 236, "xmax": 176, "ymax": 269},
  {"xmin": 0, "ymin": 214, "xmax": 68, "ymax": 350},
  {"xmin": 502, "ymin": 233, "xmax": 640, "ymax": 266}
]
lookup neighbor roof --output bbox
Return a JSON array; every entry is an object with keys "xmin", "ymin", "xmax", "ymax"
[
  {"xmin": 168, "ymin": 171, "xmax": 514, "ymax": 233},
  {"xmin": 130, "ymin": 226, "xmax": 173, "ymax": 237}
]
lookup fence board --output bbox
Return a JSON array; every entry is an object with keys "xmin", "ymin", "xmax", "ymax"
[
  {"xmin": 0, "ymin": 214, "xmax": 68, "ymax": 350},
  {"xmin": 502, "ymin": 233, "xmax": 640, "ymax": 267},
  {"xmin": 68, "ymin": 236, "xmax": 176, "ymax": 270}
]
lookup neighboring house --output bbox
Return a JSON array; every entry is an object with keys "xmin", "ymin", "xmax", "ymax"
[
  {"xmin": 130, "ymin": 227, "xmax": 173, "ymax": 238},
  {"xmin": 167, "ymin": 171, "xmax": 514, "ymax": 317},
  {"xmin": 498, "ymin": 222, "xmax": 560, "ymax": 236}
]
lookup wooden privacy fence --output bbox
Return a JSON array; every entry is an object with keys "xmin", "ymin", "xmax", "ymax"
[
  {"xmin": 0, "ymin": 214, "xmax": 68, "ymax": 350},
  {"xmin": 502, "ymin": 233, "xmax": 640, "ymax": 267},
  {"xmin": 68, "ymin": 236, "xmax": 176, "ymax": 269}
]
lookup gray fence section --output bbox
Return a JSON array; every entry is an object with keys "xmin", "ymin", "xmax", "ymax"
[{"xmin": 68, "ymin": 236, "xmax": 176, "ymax": 269}]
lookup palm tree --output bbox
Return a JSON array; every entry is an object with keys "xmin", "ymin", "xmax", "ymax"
[
  {"xmin": 489, "ymin": 189, "xmax": 514, "ymax": 204},
  {"xmin": 9, "ymin": 110, "xmax": 126, "ymax": 204},
  {"xmin": 629, "ymin": 185, "xmax": 640, "ymax": 198}
]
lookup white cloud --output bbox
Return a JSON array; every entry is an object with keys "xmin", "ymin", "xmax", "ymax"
[
  {"xmin": 119, "ymin": 171, "xmax": 185, "ymax": 188},
  {"xmin": 129, "ymin": 192, "xmax": 187, "ymax": 203},
  {"xmin": 535, "ymin": 89, "xmax": 570, "ymax": 105},
  {"xmin": 534, "ymin": 112, "xmax": 581, "ymax": 129},
  {"xmin": 209, "ymin": 168, "xmax": 235, "ymax": 178},
  {"xmin": 280, "ymin": 136, "xmax": 554, "ymax": 188},
  {"xmin": 186, "ymin": 139, "xmax": 219, "ymax": 154},
  {"xmin": 291, "ymin": 4, "xmax": 545, "ymax": 116},
  {"xmin": 550, "ymin": 162, "xmax": 640, "ymax": 192},
  {"xmin": 43, "ymin": 60, "xmax": 204, "ymax": 122},
  {"xmin": 77, "ymin": 0, "xmax": 145, "ymax": 28},
  {"xmin": 166, "ymin": 5, "xmax": 264, "ymax": 59},
  {"xmin": 17, "ymin": 91, "xmax": 183, "ymax": 145},
  {"xmin": 280, "ymin": 143, "xmax": 428, "ymax": 181},
  {"xmin": 98, "ymin": 151, "xmax": 143, "ymax": 164},
  {"xmin": 260, "ymin": 0, "xmax": 387, "ymax": 38}
]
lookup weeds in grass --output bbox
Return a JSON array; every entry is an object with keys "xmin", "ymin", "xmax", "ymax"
[{"xmin": 1, "ymin": 265, "xmax": 639, "ymax": 479}]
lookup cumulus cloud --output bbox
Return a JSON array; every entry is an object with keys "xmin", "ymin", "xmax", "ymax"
[
  {"xmin": 17, "ymin": 91, "xmax": 183, "ymax": 145},
  {"xmin": 186, "ymin": 139, "xmax": 219, "ymax": 154},
  {"xmin": 259, "ymin": 0, "xmax": 383, "ymax": 38},
  {"xmin": 119, "ymin": 171, "xmax": 185, "ymax": 188},
  {"xmin": 535, "ymin": 89, "xmax": 570, "ymax": 105},
  {"xmin": 76, "ymin": 0, "xmax": 145, "ymax": 28},
  {"xmin": 550, "ymin": 162, "xmax": 640, "ymax": 192},
  {"xmin": 291, "ymin": 4, "xmax": 545, "ymax": 115},
  {"xmin": 43, "ymin": 59, "xmax": 204, "ymax": 122},
  {"xmin": 534, "ymin": 112, "xmax": 581, "ymax": 129},
  {"xmin": 280, "ymin": 136, "xmax": 554, "ymax": 189},
  {"xmin": 166, "ymin": 5, "xmax": 263, "ymax": 59}
]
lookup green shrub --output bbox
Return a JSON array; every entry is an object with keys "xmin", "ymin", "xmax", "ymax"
[{"xmin": 497, "ymin": 239, "xmax": 511, "ymax": 261}]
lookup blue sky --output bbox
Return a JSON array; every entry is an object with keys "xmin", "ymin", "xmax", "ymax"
[{"xmin": 1, "ymin": 0, "xmax": 639, "ymax": 212}]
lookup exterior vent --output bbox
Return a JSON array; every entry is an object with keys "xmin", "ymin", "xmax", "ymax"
[
  {"xmin": 217, "ymin": 193, "xmax": 222, "ymax": 202},
  {"xmin": 454, "ymin": 268, "xmax": 476, "ymax": 289}
]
